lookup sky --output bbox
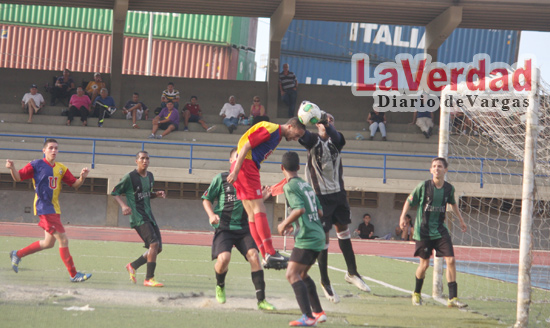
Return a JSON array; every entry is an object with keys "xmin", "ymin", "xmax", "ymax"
[{"xmin": 255, "ymin": 19, "xmax": 550, "ymax": 84}]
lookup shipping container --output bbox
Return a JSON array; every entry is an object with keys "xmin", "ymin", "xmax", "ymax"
[
  {"xmin": 281, "ymin": 20, "xmax": 520, "ymax": 85},
  {"xmin": 0, "ymin": 24, "xmax": 253, "ymax": 80},
  {"xmin": 235, "ymin": 49, "xmax": 256, "ymax": 81},
  {"xmin": 0, "ymin": 4, "xmax": 257, "ymax": 49}
]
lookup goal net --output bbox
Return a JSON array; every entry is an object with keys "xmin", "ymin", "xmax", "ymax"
[{"xmin": 438, "ymin": 71, "xmax": 550, "ymax": 327}]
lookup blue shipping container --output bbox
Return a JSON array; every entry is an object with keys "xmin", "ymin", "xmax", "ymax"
[{"xmin": 281, "ymin": 20, "xmax": 520, "ymax": 85}]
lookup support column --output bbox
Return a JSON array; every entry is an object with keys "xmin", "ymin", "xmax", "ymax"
[
  {"xmin": 267, "ymin": 0, "xmax": 295, "ymax": 119},
  {"xmin": 111, "ymin": 0, "xmax": 129, "ymax": 104},
  {"xmin": 424, "ymin": 6, "xmax": 462, "ymax": 62}
]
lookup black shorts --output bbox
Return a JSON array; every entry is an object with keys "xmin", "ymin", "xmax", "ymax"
[
  {"xmin": 414, "ymin": 234, "xmax": 454, "ymax": 259},
  {"xmin": 211, "ymin": 229, "xmax": 257, "ymax": 260},
  {"xmin": 135, "ymin": 221, "xmax": 162, "ymax": 250},
  {"xmin": 290, "ymin": 247, "xmax": 320, "ymax": 266},
  {"xmin": 159, "ymin": 122, "xmax": 178, "ymax": 131},
  {"xmin": 318, "ymin": 191, "xmax": 351, "ymax": 233},
  {"xmin": 188, "ymin": 114, "xmax": 202, "ymax": 123}
]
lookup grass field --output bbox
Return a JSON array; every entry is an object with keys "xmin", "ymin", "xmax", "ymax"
[{"xmin": 1, "ymin": 236, "xmax": 549, "ymax": 327}]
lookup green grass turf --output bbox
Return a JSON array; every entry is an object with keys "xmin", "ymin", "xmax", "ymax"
[{"xmin": 1, "ymin": 237, "xmax": 549, "ymax": 327}]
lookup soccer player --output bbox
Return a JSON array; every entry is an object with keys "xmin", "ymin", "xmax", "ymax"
[
  {"xmin": 202, "ymin": 147, "xmax": 275, "ymax": 310},
  {"xmin": 298, "ymin": 112, "xmax": 370, "ymax": 303},
  {"xmin": 112, "ymin": 151, "xmax": 166, "ymax": 287},
  {"xmin": 5, "ymin": 139, "xmax": 91, "ymax": 282},
  {"xmin": 227, "ymin": 118, "xmax": 306, "ymax": 269},
  {"xmin": 399, "ymin": 157, "xmax": 468, "ymax": 308},
  {"xmin": 277, "ymin": 151, "xmax": 326, "ymax": 326}
]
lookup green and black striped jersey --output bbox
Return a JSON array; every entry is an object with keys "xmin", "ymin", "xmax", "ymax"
[
  {"xmin": 111, "ymin": 170, "xmax": 157, "ymax": 228},
  {"xmin": 202, "ymin": 172, "xmax": 248, "ymax": 231}
]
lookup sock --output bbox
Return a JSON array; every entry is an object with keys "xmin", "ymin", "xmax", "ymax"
[
  {"xmin": 317, "ymin": 248, "xmax": 331, "ymax": 286},
  {"xmin": 254, "ymin": 213, "xmax": 275, "ymax": 256},
  {"xmin": 415, "ymin": 276, "xmax": 424, "ymax": 294},
  {"xmin": 216, "ymin": 270, "xmax": 228, "ymax": 288},
  {"xmin": 131, "ymin": 255, "xmax": 148, "ymax": 270},
  {"xmin": 338, "ymin": 237, "xmax": 358, "ymax": 276},
  {"xmin": 448, "ymin": 281, "xmax": 457, "ymax": 299},
  {"xmin": 251, "ymin": 270, "xmax": 266, "ymax": 302},
  {"xmin": 248, "ymin": 222, "xmax": 266, "ymax": 258},
  {"xmin": 146, "ymin": 262, "xmax": 156, "ymax": 280},
  {"xmin": 303, "ymin": 276, "xmax": 323, "ymax": 313},
  {"xmin": 291, "ymin": 281, "xmax": 313, "ymax": 319},
  {"xmin": 17, "ymin": 241, "xmax": 42, "ymax": 258},
  {"xmin": 59, "ymin": 247, "xmax": 77, "ymax": 278}
]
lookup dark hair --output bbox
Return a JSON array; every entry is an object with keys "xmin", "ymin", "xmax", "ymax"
[
  {"xmin": 43, "ymin": 138, "xmax": 58, "ymax": 147},
  {"xmin": 168, "ymin": 82, "xmax": 174, "ymax": 86},
  {"xmin": 282, "ymin": 151, "xmax": 300, "ymax": 172},
  {"xmin": 166, "ymin": 100, "xmax": 173, "ymax": 104},
  {"xmin": 229, "ymin": 147, "xmax": 237, "ymax": 157},
  {"xmin": 432, "ymin": 157, "xmax": 448, "ymax": 168},
  {"xmin": 190, "ymin": 96, "xmax": 197, "ymax": 100},
  {"xmin": 136, "ymin": 151, "xmax": 149, "ymax": 159},
  {"xmin": 133, "ymin": 92, "xmax": 139, "ymax": 96},
  {"xmin": 405, "ymin": 214, "xmax": 412, "ymax": 219},
  {"xmin": 363, "ymin": 213, "xmax": 370, "ymax": 218},
  {"xmin": 286, "ymin": 117, "xmax": 306, "ymax": 130}
]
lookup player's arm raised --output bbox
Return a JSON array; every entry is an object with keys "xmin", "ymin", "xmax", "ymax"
[
  {"xmin": 227, "ymin": 141, "xmax": 252, "ymax": 184},
  {"xmin": 5, "ymin": 159, "xmax": 21, "ymax": 182},
  {"xmin": 71, "ymin": 167, "xmax": 89, "ymax": 189}
]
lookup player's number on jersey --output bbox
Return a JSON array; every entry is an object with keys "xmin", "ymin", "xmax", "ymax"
[{"xmin": 304, "ymin": 190, "xmax": 319, "ymax": 222}]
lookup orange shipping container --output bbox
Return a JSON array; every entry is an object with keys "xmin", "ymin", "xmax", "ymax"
[{"xmin": 0, "ymin": 24, "xmax": 235, "ymax": 79}]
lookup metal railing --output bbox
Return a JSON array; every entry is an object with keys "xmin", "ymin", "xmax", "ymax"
[{"xmin": 0, "ymin": 133, "xmax": 524, "ymax": 187}]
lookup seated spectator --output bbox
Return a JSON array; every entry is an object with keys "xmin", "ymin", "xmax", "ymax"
[
  {"xmin": 355, "ymin": 213, "xmax": 378, "ymax": 239},
  {"xmin": 160, "ymin": 82, "xmax": 180, "ymax": 109},
  {"xmin": 219, "ymin": 95, "xmax": 245, "ymax": 134},
  {"xmin": 249, "ymin": 96, "xmax": 269, "ymax": 125},
  {"xmin": 85, "ymin": 72, "xmax": 106, "ymax": 101},
  {"xmin": 182, "ymin": 96, "xmax": 216, "ymax": 132},
  {"xmin": 367, "ymin": 108, "xmax": 387, "ymax": 141},
  {"xmin": 50, "ymin": 68, "xmax": 75, "ymax": 106},
  {"xmin": 122, "ymin": 92, "xmax": 149, "ymax": 129},
  {"xmin": 21, "ymin": 84, "xmax": 45, "ymax": 124},
  {"xmin": 411, "ymin": 110, "xmax": 434, "ymax": 138},
  {"xmin": 395, "ymin": 214, "xmax": 414, "ymax": 241},
  {"xmin": 149, "ymin": 101, "xmax": 179, "ymax": 139},
  {"xmin": 66, "ymin": 87, "xmax": 92, "ymax": 126},
  {"xmin": 92, "ymin": 88, "xmax": 116, "ymax": 127}
]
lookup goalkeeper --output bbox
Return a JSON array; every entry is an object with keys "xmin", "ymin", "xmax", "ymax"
[{"xmin": 399, "ymin": 157, "xmax": 468, "ymax": 308}]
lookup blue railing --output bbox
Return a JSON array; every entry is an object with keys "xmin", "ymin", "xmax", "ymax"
[{"xmin": 0, "ymin": 133, "xmax": 523, "ymax": 187}]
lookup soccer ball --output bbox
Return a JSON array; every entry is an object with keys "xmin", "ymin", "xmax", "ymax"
[{"xmin": 297, "ymin": 101, "xmax": 322, "ymax": 125}]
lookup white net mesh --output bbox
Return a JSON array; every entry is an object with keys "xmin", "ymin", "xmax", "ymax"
[{"xmin": 440, "ymin": 78, "xmax": 550, "ymax": 325}]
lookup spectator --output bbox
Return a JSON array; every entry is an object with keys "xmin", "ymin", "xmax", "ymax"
[
  {"xmin": 66, "ymin": 87, "xmax": 92, "ymax": 126},
  {"xmin": 355, "ymin": 213, "xmax": 378, "ymax": 239},
  {"xmin": 160, "ymin": 82, "xmax": 180, "ymax": 109},
  {"xmin": 85, "ymin": 72, "xmax": 106, "ymax": 101},
  {"xmin": 21, "ymin": 84, "xmax": 45, "ymax": 124},
  {"xmin": 279, "ymin": 63, "xmax": 298, "ymax": 117},
  {"xmin": 92, "ymin": 88, "xmax": 116, "ymax": 127},
  {"xmin": 411, "ymin": 110, "xmax": 434, "ymax": 138},
  {"xmin": 219, "ymin": 95, "xmax": 245, "ymax": 134},
  {"xmin": 367, "ymin": 108, "xmax": 387, "ymax": 141},
  {"xmin": 122, "ymin": 92, "xmax": 149, "ymax": 129},
  {"xmin": 50, "ymin": 68, "xmax": 75, "ymax": 106},
  {"xmin": 395, "ymin": 214, "xmax": 414, "ymax": 241},
  {"xmin": 182, "ymin": 96, "xmax": 216, "ymax": 132},
  {"xmin": 149, "ymin": 101, "xmax": 179, "ymax": 139},
  {"xmin": 249, "ymin": 96, "xmax": 269, "ymax": 125}
]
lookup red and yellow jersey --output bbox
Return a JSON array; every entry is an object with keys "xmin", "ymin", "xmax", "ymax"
[
  {"xmin": 19, "ymin": 159, "xmax": 77, "ymax": 215},
  {"xmin": 237, "ymin": 121, "xmax": 282, "ymax": 169}
]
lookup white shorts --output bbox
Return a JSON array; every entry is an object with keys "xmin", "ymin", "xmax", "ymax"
[{"xmin": 126, "ymin": 109, "xmax": 143, "ymax": 120}]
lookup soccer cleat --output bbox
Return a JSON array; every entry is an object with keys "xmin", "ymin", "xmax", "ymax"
[
  {"xmin": 125, "ymin": 263, "xmax": 136, "ymax": 284},
  {"xmin": 320, "ymin": 281, "xmax": 340, "ymax": 303},
  {"xmin": 412, "ymin": 292, "xmax": 423, "ymax": 306},
  {"xmin": 344, "ymin": 273, "xmax": 370, "ymax": 292},
  {"xmin": 70, "ymin": 272, "xmax": 92, "ymax": 282},
  {"xmin": 215, "ymin": 285, "xmax": 226, "ymax": 304},
  {"xmin": 264, "ymin": 251, "xmax": 289, "ymax": 270},
  {"xmin": 447, "ymin": 297, "xmax": 468, "ymax": 308},
  {"xmin": 9, "ymin": 250, "xmax": 21, "ymax": 273},
  {"xmin": 289, "ymin": 314, "xmax": 317, "ymax": 326},
  {"xmin": 257, "ymin": 299, "xmax": 276, "ymax": 311},
  {"xmin": 143, "ymin": 277, "xmax": 164, "ymax": 287},
  {"xmin": 313, "ymin": 311, "xmax": 327, "ymax": 323}
]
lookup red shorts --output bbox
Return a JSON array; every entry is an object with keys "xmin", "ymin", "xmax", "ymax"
[
  {"xmin": 38, "ymin": 214, "xmax": 65, "ymax": 234},
  {"xmin": 232, "ymin": 159, "xmax": 262, "ymax": 200}
]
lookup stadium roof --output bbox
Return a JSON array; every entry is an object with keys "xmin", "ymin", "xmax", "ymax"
[{"xmin": 9, "ymin": 0, "xmax": 550, "ymax": 32}]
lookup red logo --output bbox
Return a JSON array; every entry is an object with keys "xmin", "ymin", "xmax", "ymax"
[
  {"xmin": 48, "ymin": 176, "xmax": 58, "ymax": 189},
  {"xmin": 264, "ymin": 150, "xmax": 274, "ymax": 160}
]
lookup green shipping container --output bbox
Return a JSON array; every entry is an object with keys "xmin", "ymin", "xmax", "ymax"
[
  {"xmin": 0, "ymin": 4, "xmax": 256, "ymax": 48},
  {"xmin": 236, "ymin": 49, "xmax": 256, "ymax": 81}
]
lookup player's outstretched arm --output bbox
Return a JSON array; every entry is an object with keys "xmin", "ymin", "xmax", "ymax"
[
  {"xmin": 72, "ymin": 167, "xmax": 90, "ymax": 189},
  {"xmin": 5, "ymin": 159, "xmax": 21, "ymax": 182},
  {"xmin": 202, "ymin": 199, "xmax": 220, "ymax": 226},
  {"xmin": 399, "ymin": 201, "xmax": 411, "ymax": 229},
  {"xmin": 227, "ymin": 142, "xmax": 252, "ymax": 184},
  {"xmin": 113, "ymin": 195, "xmax": 132, "ymax": 216},
  {"xmin": 450, "ymin": 203, "xmax": 467, "ymax": 232}
]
